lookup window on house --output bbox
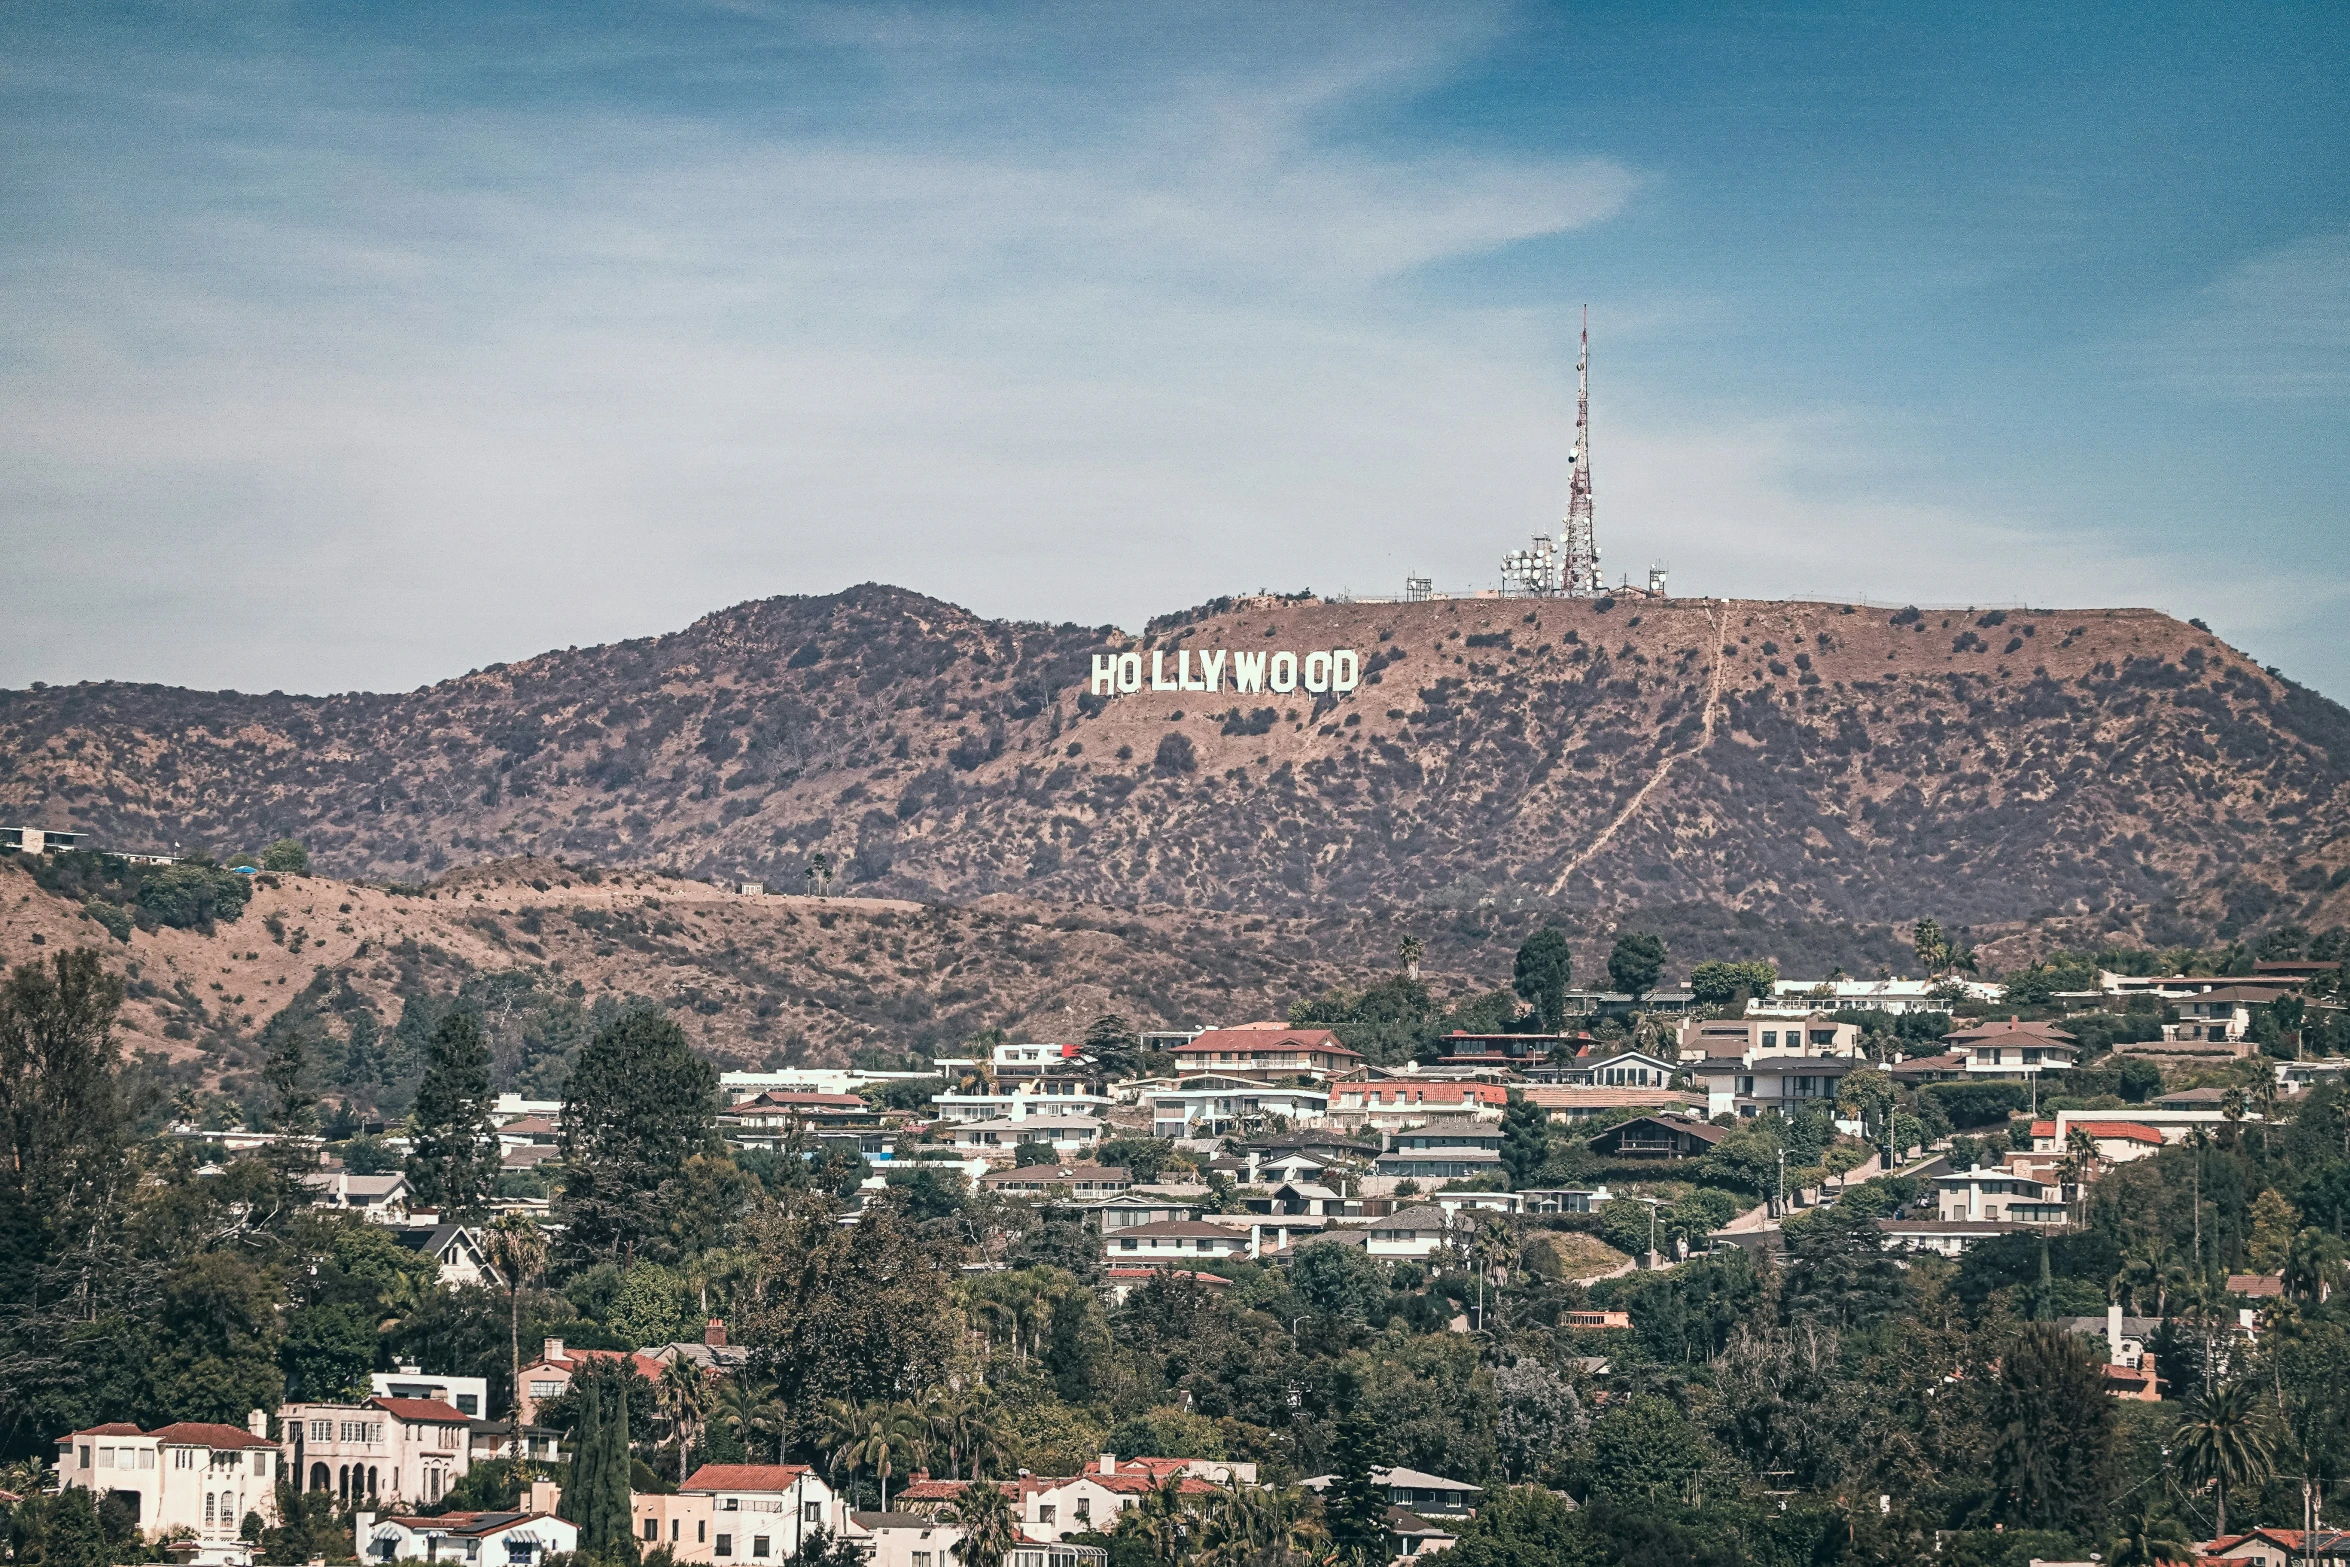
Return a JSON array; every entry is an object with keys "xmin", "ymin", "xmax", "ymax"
[
  {"xmin": 457, "ymin": 1396, "xmax": 479, "ymax": 1416},
  {"xmin": 98, "ymin": 1448, "xmax": 114, "ymax": 1468},
  {"xmin": 313, "ymin": 1421, "xmax": 333, "ymax": 1442},
  {"xmin": 529, "ymin": 1381, "xmax": 561, "ymax": 1399},
  {"xmin": 716, "ymin": 1536, "xmax": 733, "ymax": 1557},
  {"xmin": 913, "ymin": 1554, "xmax": 932, "ymax": 1567},
  {"xmin": 752, "ymin": 1538, "xmax": 770, "ymax": 1558},
  {"xmin": 803, "ymin": 1504, "xmax": 821, "ymax": 1524},
  {"xmin": 1039, "ymin": 1506, "xmax": 1056, "ymax": 1525},
  {"xmin": 139, "ymin": 1450, "xmax": 155, "ymax": 1470},
  {"xmin": 644, "ymin": 1522, "xmax": 658, "ymax": 1542},
  {"xmin": 699, "ymin": 1523, "xmax": 708, "ymax": 1543}
]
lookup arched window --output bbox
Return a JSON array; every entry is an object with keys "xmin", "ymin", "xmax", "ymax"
[
  {"xmin": 311, "ymin": 1462, "xmax": 331, "ymax": 1492},
  {"xmin": 368, "ymin": 1467, "xmax": 380, "ymax": 1497},
  {"xmin": 339, "ymin": 1466, "xmax": 351, "ymax": 1502},
  {"xmin": 205, "ymin": 1493, "xmax": 216, "ymax": 1525}
]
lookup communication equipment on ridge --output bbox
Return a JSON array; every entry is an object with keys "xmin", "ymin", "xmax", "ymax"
[
  {"xmin": 1501, "ymin": 534, "xmax": 1562, "ymax": 596},
  {"xmin": 1648, "ymin": 564, "xmax": 1669, "ymax": 598},
  {"xmin": 1558, "ymin": 306, "xmax": 1603, "ymax": 596},
  {"xmin": 1404, "ymin": 574, "xmax": 1434, "ymax": 602}
]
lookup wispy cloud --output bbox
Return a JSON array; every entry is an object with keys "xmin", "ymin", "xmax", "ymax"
[{"xmin": 2138, "ymin": 233, "xmax": 2350, "ymax": 401}]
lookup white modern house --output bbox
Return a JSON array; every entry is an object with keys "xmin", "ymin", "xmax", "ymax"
[
  {"xmin": 949, "ymin": 1116, "xmax": 1103, "ymax": 1157},
  {"xmin": 1149, "ymin": 1076, "xmax": 1329, "ymax": 1140}
]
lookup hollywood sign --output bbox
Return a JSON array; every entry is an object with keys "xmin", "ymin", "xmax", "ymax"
[{"xmin": 1089, "ymin": 648, "xmax": 1362, "ymax": 696}]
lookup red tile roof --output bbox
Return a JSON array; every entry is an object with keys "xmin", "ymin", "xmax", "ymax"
[
  {"xmin": 371, "ymin": 1398, "xmax": 471, "ymax": 1424},
  {"xmin": 2065, "ymin": 1121, "xmax": 2165, "ymax": 1144},
  {"xmin": 682, "ymin": 1464, "xmax": 814, "ymax": 1493},
  {"xmin": 61, "ymin": 1423, "xmax": 145, "ymax": 1439},
  {"xmin": 148, "ymin": 1422, "xmax": 277, "ymax": 1450},
  {"xmin": 1173, "ymin": 1028, "xmax": 1359, "ymax": 1059}
]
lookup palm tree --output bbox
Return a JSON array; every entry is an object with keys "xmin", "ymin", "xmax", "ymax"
[
  {"xmin": 924, "ymin": 1390, "xmax": 1012, "ymax": 1483},
  {"xmin": 2061, "ymin": 1128, "xmax": 2103, "ymax": 1224},
  {"xmin": 717, "ymin": 1378, "xmax": 791, "ymax": 1465},
  {"xmin": 831, "ymin": 1401, "xmax": 930, "ymax": 1511},
  {"xmin": 2106, "ymin": 1506, "xmax": 2198, "ymax": 1566},
  {"xmin": 2173, "ymin": 1380, "xmax": 2275, "ymax": 1537},
  {"xmin": 658, "ymin": 1356, "xmax": 717, "ymax": 1484},
  {"xmin": 945, "ymin": 1478, "xmax": 1018, "ymax": 1567},
  {"xmin": 482, "ymin": 1214, "xmax": 550, "ymax": 1420}
]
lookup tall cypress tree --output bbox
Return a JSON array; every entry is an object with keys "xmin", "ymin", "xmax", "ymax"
[
  {"xmin": 407, "ymin": 1010, "xmax": 497, "ymax": 1217},
  {"xmin": 561, "ymin": 1380, "xmax": 601, "ymax": 1531},
  {"xmin": 602, "ymin": 1383, "xmax": 638, "ymax": 1561}
]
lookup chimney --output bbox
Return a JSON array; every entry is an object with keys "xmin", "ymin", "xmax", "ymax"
[
  {"xmin": 2106, "ymin": 1302, "xmax": 2124, "ymax": 1365},
  {"xmin": 247, "ymin": 1409, "xmax": 268, "ymax": 1438},
  {"xmin": 355, "ymin": 1513, "xmax": 376, "ymax": 1554},
  {"xmin": 543, "ymin": 1337, "xmax": 564, "ymax": 1364},
  {"xmin": 527, "ymin": 1479, "xmax": 561, "ymax": 1517},
  {"xmin": 704, "ymin": 1318, "xmax": 727, "ymax": 1349},
  {"xmin": 1246, "ymin": 1151, "xmax": 1260, "ymax": 1185},
  {"xmin": 1100, "ymin": 1453, "xmax": 1116, "ymax": 1476},
  {"xmin": 399, "ymin": 1363, "xmax": 421, "ymax": 1376}
]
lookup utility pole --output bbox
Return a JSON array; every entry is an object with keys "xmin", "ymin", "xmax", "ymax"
[{"xmin": 1777, "ymin": 1148, "xmax": 1787, "ymax": 1218}]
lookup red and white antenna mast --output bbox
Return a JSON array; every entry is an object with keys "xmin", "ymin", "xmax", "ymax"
[{"xmin": 1560, "ymin": 306, "xmax": 1602, "ymax": 596}]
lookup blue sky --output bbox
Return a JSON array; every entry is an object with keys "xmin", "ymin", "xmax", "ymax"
[{"xmin": 4, "ymin": 1, "xmax": 2346, "ymax": 697}]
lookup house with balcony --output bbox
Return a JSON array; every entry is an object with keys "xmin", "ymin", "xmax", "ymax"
[
  {"xmin": 1303, "ymin": 1466, "xmax": 1484, "ymax": 1519},
  {"xmin": 1426, "ymin": 1032, "xmax": 1579, "ymax": 1069},
  {"xmin": 284, "ymin": 1395, "xmax": 474, "ymax": 1509},
  {"xmin": 931, "ymin": 1080, "xmax": 1115, "ymax": 1126},
  {"xmin": 718, "ymin": 1092, "xmax": 882, "ymax": 1150},
  {"xmin": 977, "ymin": 1164, "xmax": 1132, "ymax": 1199},
  {"xmin": 1328, "ymin": 1080, "xmax": 1508, "ymax": 1129},
  {"xmin": 1102, "ymin": 1220, "xmax": 1253, "ymax": 1267},
  {"xmin": 302, "ymin": 1170, "xmax": 413, "ymax": 1221},
  {"xmin": 1677, "ymin": 1016, "xmax": 1862, "ymax": 1063},
  {"xmin": 55, "ymin": 1414, "xmax": 280, "ymax": 1565},
  {"xmin": 627, "ymin": 1464, "xmax": 842, "ymax": 1564},
  {"xmin": 1933, "ymin": 1164, "xmax": 2069, "ymax": 1225},
  {"xmin": 1688, "ymin": 1055, "xmax": 1857, "ymax": 1118},
  {"xmin": 1371, "ymin": 1118, "xmax": 1505, "ymax": 1184},
  {"xmin": 1940, "ymin": 1018, "xmax": 2080, "ymax": 1078},
  {"xmin": 1169, "ymin": 1024, "xmax": 1363, "ymax": 1083},
  {"xmin": 359, "ymin": 1496, "xmax": 576, "ymax": 1566},
  {"xmin": 1582, "ymin": 1113, "xmax": 1728, "ymax": 1160},
  {"xmin": 950, "ymin": 1116, "xmax": 1102, "ymax": 1160},
  {"xmin": 1150, "ymin": 1076, "xmax": 1329, "ymax": 1139}
]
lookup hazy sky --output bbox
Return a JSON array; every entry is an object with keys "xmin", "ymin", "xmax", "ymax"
[{"xmin": 5, "ymin": 2, "xmax": 2347, "ymax": 697}]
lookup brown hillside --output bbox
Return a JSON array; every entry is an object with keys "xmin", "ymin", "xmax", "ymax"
[{"xmin": 4, "ymin": 586, "xmax": 2347, "ymax": 942}]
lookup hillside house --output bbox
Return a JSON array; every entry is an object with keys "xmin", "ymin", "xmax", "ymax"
[
  {"xmin": 1169, "ymin": 1024, "xmax": 1363, "ymax": 1082},
  {"xmin": 1303, "ymin": 1466, "xmax": 1484, "ymax": 1519},
  {"xmin": 1582, "ymin": 1114, "xmax": 1727, "ymax": 1160},
  {"xmin": 1677, "ymin": 1016, "xmax": 1862, "ymax": 1063},
  {"xmin": 950, "ymin": 1116, "xmax": 1102, "ymax": 1158},
  {"xmin": 1689, "ymin": 1055, "xmax": 1856, "ymax": 1118},
  {"xmin": 285, "ymin": 1396, "xmax": 473, "ymax": 1508},
  {"xmin": 55, "ymin": 1416, "xmax": 280, "ymax": 1564},
  {"xmin": 1150, "ymin": 1076, "xmax": 1329, "ymax": 1139},
  {"xmin": 628, "ymin": 1464, "xmax": 841, "ymax": 1564},
  {"xmin": 1365, "ymin": 1205, "xmax": 1457, "ymax": 1260},
  {"xmin": 1371, "ymin": 1118, "xmax": 1505, "ymax": 1183},
  {"xmin": 1328, "ymin": 1080, "xmax": 1507, "ymax": 1129},
  {"xmin": 1940, "ymin": 1018, "xmax": 2080, "ymax": 1078},
  {"xmin": 514, "ymin": 1339, "xmax": 665, "ymax": 1427},
  {"xmin": 978, "ymin": 1164, "xmax": 1132, "ymax": 1199},
  {"xmin": 932, "ymin": 1080, "xmax": 1115, "ymax": 1126},
  {"xmin": 1522, "ymin": 1085, "xmax": 1706, "ymax": 1123},
  {"xmin": 359, "ymin": 1489, "xmax": 576, "ymax": 1567},
  {"xmin": 1933, "ymin": 1165, "xmax": 2068, "ymax": 1225},
  {"xmin": 1104, "ymin": 1219, "xmax": 1253, "ymax": 1266}
]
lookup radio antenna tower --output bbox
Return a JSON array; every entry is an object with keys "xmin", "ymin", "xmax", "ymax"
[{"xmin": 1560, "ymin": 306, "xmax": 1602, "ymax": 596}]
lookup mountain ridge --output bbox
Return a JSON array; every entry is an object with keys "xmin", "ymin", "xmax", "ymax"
[{"xmin": 5, "ymin": 583, "xmax": 2347, "ymax": 944}]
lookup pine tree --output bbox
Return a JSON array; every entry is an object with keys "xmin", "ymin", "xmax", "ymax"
[
  {"xmin": 1500, "ymin": 1093, "xmax": 1551, "ymax": 1189},
  {"xmin": 559, "ymin": 1006, "xmax": 718, "ymax": 1263},
  {"xmin": 1325, "ymin": 1412, "xmax": 1390, "ymax": 1567},
  {"xmin": 1512, "ymin": 929, "xmax": 1573, "ymax": 1033},
  {"xmin": 341, "ymin": 1009, "xmax": 382, "ymax": 1085},
  {"xmin": 407, "ymin": 1010, "xmax": 497, "ymax": 1218}
]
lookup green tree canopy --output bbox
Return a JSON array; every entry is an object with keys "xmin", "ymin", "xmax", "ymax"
[
  {"xmin": 406, "ymin": 1009, "xmax": 498, "ymax": 1218},
  {"xmin": 1511, "ymin": 929, "xmax": 1573, "ymax": 1033},
  {"xmin": 558, "ymin": 1005, "xmax": 719, "ymax": 1263},
  {"xmin": 1606, "ymin": 932, "xmax": 1667, "ymax": 1000}
]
